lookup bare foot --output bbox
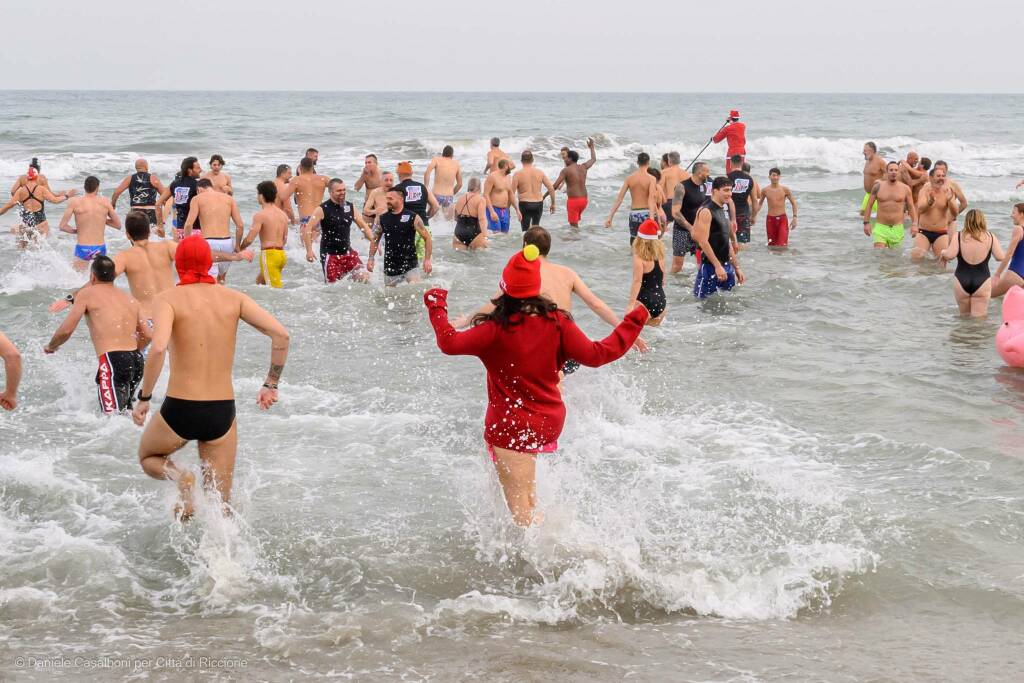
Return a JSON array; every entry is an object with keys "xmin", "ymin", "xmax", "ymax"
[{"xmin": 174, "ymin": 472, "xmax": 196, "ymax": 521}]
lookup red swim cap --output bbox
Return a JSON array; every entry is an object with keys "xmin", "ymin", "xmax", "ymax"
[
  {"xmin": 500, "ymin": 245, "xmax": 542, "ymax": 299},
  {"xmin": 175, "ymin": 234, "xmax": 216, "ymax": 285}
]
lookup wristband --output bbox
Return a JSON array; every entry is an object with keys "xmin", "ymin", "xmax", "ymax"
[
  {"xmin": 65, "ymin": 294, "xmax": 75, "ymax": 304},
  {"xmin": 138, "ymin": 391, "xmax": 152, "ymax": 402},
  {"xmin": 263, "ymin": 382, "xmax": 278, "ymax": 390}
]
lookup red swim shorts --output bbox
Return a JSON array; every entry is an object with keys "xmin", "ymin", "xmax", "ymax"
[
  {"xmin": 566, "ymin": 197, "xmax": 588, "ymax": 225},
  {"xmin": 766, "ymin": 214, "xmax": 789, "ymax": 247},
  {"xmin": 486, "ymin": 440, "xmax": 558, "ymax": 462},
  {"xmin": 322, "ymin": 249, "xmax": 363, "ymax": 283}
]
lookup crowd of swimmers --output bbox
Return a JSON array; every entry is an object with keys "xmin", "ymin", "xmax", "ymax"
[{"xmin": 1, "ymin": 110, "xmax": 1022, "ymax": 526}]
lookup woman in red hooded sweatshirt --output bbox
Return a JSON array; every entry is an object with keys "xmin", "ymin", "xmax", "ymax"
[{"xmin": 424, "ymin": 244, "xmax": 649, "ymax": 526}]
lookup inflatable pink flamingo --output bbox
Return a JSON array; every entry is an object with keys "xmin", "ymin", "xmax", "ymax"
[{"xmin": 996, "ymin": 286, "xmax": 1024, "ymax": 367}]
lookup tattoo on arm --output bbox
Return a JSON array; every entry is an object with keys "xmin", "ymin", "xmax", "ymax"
[{"xmin": 268, "ymin": 363, "xmax": 284, "ymax": 381}]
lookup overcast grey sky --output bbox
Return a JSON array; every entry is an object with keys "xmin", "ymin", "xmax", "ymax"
[{"xmin": 1, "ymin": 0, "xmax": 1019, "ymax": 92}]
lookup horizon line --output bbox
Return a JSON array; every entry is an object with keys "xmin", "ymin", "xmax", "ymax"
[{"xmin": 1, "ymin": 89, "xmax": 1022, "ymax": 96}]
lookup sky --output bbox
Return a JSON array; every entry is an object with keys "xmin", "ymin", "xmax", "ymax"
[{"xmin": 1, "ymin": 0, "xmax": 1020, "ymax": 93}]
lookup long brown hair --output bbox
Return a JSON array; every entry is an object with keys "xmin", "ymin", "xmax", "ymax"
[{"xmin": 472, "ymin": 293, "xmax": 571, "ymax": 329}]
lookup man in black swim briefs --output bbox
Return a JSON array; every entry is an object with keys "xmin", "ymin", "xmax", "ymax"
[{"xmin": 131, "ymin": 235, "xmax": 290, "ymax": 519}]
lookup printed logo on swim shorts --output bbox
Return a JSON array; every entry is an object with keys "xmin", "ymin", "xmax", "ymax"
[{"xmin": 98, "ymin": 355, "xmax": 116, "ymax": 413}]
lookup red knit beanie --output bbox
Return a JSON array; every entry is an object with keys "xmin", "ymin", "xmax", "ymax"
[
  {"xmin": 500, "ymin": 245, "xmax": 542, "ymax": 298},
  {"xmin": 175, "ymin": 234, "xmax": 216, "ymax": 286}
]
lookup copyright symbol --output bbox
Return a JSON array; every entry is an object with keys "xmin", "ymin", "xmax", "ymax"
[{"xmin": 15, "ymin": 657, "xmax": 25, "ymax": 667}]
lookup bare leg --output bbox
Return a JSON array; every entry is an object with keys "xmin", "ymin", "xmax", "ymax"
[
  {"xmin": 470, "ymin": 234, "xmax": 489, "ymax": 250},
  {"xmin": 992, "ymin": 271, "xmax": 1023, "ymax": 298},
  {"xmin": 671, "ymin": 255, "xmax": 685, "ymax": 274},
  {"xmin": 452, "ymin": 238, "xmax": 467, "ymax": 251},
  {"xmin": 138, "ymin": 411, "xmax": 193, "ymax": 519},
  {"xmin": 197, "ymin": 419, "xmax": 238, "ymax": 510},
  {"xmin": 970, "ymin": 280, "xmax": 993, "ymax": 318},
  {"xmin": 491, "ymin": 446, "xmax": 539, "ymax": 527},
  {"xmin": 952, "ymin": 279, "xmax": 972, "ymax": 316},
  {"xmin": 910, "ymin": 233, "xmax": 930, "ymax": 261}
]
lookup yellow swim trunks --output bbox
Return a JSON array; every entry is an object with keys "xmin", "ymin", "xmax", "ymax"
[
  {"xmin": 871, "ymin": 223, "xmax": 905, "ymax": 249},
  {"xmin": 861, "ymin": 192, "xmax": 878, "ymax": 214},
  {"xmin": 260, "ymin": 248, "xmax": 287, "ymax": 288}
]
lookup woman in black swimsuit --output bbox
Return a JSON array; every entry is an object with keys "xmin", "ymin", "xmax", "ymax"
[
  {"xmin": 451, "ymin": 177, "xmax": 488, "ymax": 251},
  {"xmin": 627, "ymin": 218, "xmax": 668, "ymax": 325},
  {"xmin": 940, "ymin": 209, "xmax": 1006, "ymax": 318}
]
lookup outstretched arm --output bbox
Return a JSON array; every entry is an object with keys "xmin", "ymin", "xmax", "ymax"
[
  {"xmin": 44, "ymin": 297, "xmax": 88, "ymax": 353},
  {"xmin": 59, "ymin": 201, "xmax": 76, "ymax": 234},
  {"xmin": 240, "ymin": 294, "xmax": 290, "ymax": 409},
  {"xmin": 110, "ymin": 176, "xmax": 130, "ymax": 208},
  {"xmin": 240, "ymin": 213, "xmax": 263, "ymax": 251},
  {"xmin": 582, "ymin": 139, "xmax": 597, "ymax": 170},
  {"xmin": 604, "ymin": 180, "xmax": 629, "ymax": 228},
  {"xmin": 424, "ymin": 289, "xmax": 497, "ymax": 355},
  {"xmin": 559, "ymin": 307, "xmax": 648, "ymax": 368}
]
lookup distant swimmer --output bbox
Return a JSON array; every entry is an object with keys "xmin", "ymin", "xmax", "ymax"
[
  {"xmin": 202, "ymin": 154, "xmax": 233, "ymax": 195},
  {"xmin": 605, "ymin": 152, "xmax": 659, "ymax": 243},
  {"xmin": 727, "ymin": 155, "xmax": 757, "ymax": 246},
  {"xmin": 627, "ymin": 219, "xmax": 668, "ymax": 326},
  {"xmin": 513, "ymin": 150, "xmax": 556, "ymax": 231},
  {"xmin": 863, "ymin": 161, "xmax": 916, "ymax": 250},
  {"xmin": 453, "ymin": 226, "xmax": 648, "ymax": 358},
  {"xmin": 484, "ymin": 137, "xmax": 508, "ymax": 173},
  {"xmin": 712, "ymin": 110, "xmax": 746, "ymax": 173},
  {"xmin": 241, "ymin": 181, "xmax": 290, "ymax": 288},
  {"xmin": 394, "ymin": 161, "xmax": 439, "ymax": 263},
  {"xmin": 424, "ymin": 146, "xmax": 463, "ymax": 219},
  {"xmin": 291, "ymin": 158, "xmax": 330, "ymax": 236},
  {"xmin": 484, "ymin": 159, "xmax": 520, "ymax": 234},
  {"xmin": 367, "ymin": 187, "xmax": 433, "ymax": 286},
  {"xmin": 939, "ymin": 209, "xmax": 1004, "ymax": 318},
  {"xmin": 692, "ymin": 177, "xmax": 746, "ymax": 299},
  {"xmin": 0, "ymin": 165, "xmax": 73, "ymax": 241},
  {"xmin": 44, "ymin": 256, "xmax": 149, "ymax": 414},
  {"xmin": 933, "ymin": 160, "xmax": 968, "ymax": 230},
  {"xmin": 364, "ymin": 171, "xmax": 395, "ymax": 227},
  {"xmin": 59, "ymin": 176, "xmax": 122, "ymax": 270},
  {"xmin": 157, "ymin": 156, "xmax": 203, "ymax": 239},
  {"xmin": 132, "ymin": 235, "xmax": 290, "ymax": 519},
  {"xmin": 110, "ymin": 159, "xmax": 166, "ymax": 235},
  {"xmin": 658, "ymin": 151, "xmax": 690, "ymax": 231},
  {"xmin": 913, "ymin": 164, "xmax": 961, "ymax": 260},
  {"xmin": 302, "ymin": 178, "xmax": 374, "ymax": 283},
  {"xmin": 273, "ymin": 164, "xmax": 297, "ymax": 224},
  {"xmin": 298, "ymin": 147, "xmax": 319, "ymax": 173},
  {"xmin": 670, "ymin": 161, "xmax": 711, "ymax": 273},
  {"xmin": 355, "ymin": 154, "xmax": 383, "ymax": 223},
  {"xmin": 0, "ymin": 332, "xmax": 22, "ymax": 411},
  {"xmin": 992, "ymin": 203, "xmax": 1024, "ymax": 297},
  {"xmin": 184, "ymin": 179, "xmax": 245, "ymax": 283},
  {"xmin": 451, "ymin": 177, "xmax": 489, "ymax": 251},
  {"xmin": 861, "ymin": 142, "xmax": 886, "ymax": 218},
  {"xmin": 757, "ymin": 167, "xmax": 799, "ymax": 248},
  {"xmin": 423, "ymin": 246, "xmax": 648, "ymax": 526},
  {"xmin": 552, "ymin": 138, "xmax": 597, "ymax": 229},
  {"xmin": 647, "ymin": 167, "xmax": 667, "ymax": 223},
  {"xmin": 898, "ymin": 150, "xmax": 928, "ymax": 202}
]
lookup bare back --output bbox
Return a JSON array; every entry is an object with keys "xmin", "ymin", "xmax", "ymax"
[
  {"xmin": 119, "ymin": 241, "xmax": 176, "ymax": 305},
  {"xmin": 256, "ymin": 206, "xmax": 289, "ymax": 249},
  {"xmin": 159, "ymin": 284, "xmax": 244, "ymax": 400},
  {"xmin": 71, "ymin": 194, "xmax": 114, "ymax": 245},
  {"xmin": 514, "ymin": 166, "xmax": 547, "ymax": 202},
  {"xmin": 431, "ymin": 158, "xmax": 460, "ymax": 195},
  {"xmin": 293, "ymin": 174, "xmax": 329, "ymax": 217},
  {"xmin": 17, "ymin": 182, "xmax": 43, "ymax": 212},
  {"xmin": 80, "ymin": 285, "xmax": 142, "ymax": 355},
  {"xmin": 626, "ymin": 170, "xmax": 655, "ymax": 210},
  {"xmin": 563, "ymin": 164, "xmax": 589, "ymax": 198},
  {"xmin": 195, "ymin": 192, "xmax": 236, "ymax": 237},
  {"xmin": 660, "ymin": 166, "xmax": 689, "ymax": 200},
  {"xmin": 539, "ymin": 261, "xmax": 577, "ymax": 310}
]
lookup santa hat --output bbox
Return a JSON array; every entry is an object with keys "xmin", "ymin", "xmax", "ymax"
[
  {"xmin": 729, "ymin": 109, "xmax": 740, "ymax": 119},
  {"xmin": 500, "ymin": 245, "xmax": 542, "ymax": 298},
  {"xmin": 175, "ymin": 234, "xmax": 216, "ymax": 286},
  {"xmin": 635, "ymin": 218, "xmax": 660, "ymax": 240}
]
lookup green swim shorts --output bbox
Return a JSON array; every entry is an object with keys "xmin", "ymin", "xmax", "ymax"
[
  {"xmin": 872, "ymin": 223, "xmax": 905, "ymax": 248},
  {"xmin": 861, "ymin": 192, "xmax": 878, "ymax": 213}
]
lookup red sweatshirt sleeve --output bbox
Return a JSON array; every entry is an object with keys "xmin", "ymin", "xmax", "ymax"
[
  {"xmin": 425, "ymin": 289, "xmax": 497, "ymax": 356},
  {"xmin": 559, "ymin": 305, "xmax": 648, "ymax": 368},
  {"xmin": 712, "ymin": 127, "xmax": 728, "ymax": 143}
]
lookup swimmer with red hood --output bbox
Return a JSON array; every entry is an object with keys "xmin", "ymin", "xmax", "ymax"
[
  {"xmin": 424, "ymin": 245, "xmax": 649, "ymax": 526},
  {"xmin": 132, "ymin": 234, "xmax": 290, "ymax": 519}
]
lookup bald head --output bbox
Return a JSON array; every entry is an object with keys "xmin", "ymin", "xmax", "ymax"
[{"xmin": 134, "ymin": 158, "xmax": 148, "ymax": 172}]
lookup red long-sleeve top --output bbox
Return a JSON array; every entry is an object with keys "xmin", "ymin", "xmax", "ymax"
[
  {"xmin": 425, "ymin": 289, "xmax": 648, "ymax": 451},
  {"xmin": 713, "ymin": 121, "xmax": 747, "ymax": 156}
]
